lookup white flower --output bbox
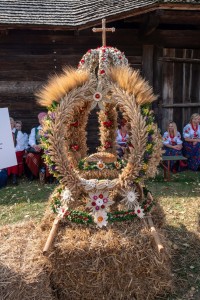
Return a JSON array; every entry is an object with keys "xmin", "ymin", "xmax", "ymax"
[
  {"xmin": 96, "ymin": 160, "xmax": 105, "ymax": 170},
  {"xmin": 134, "ymin": 205, "xmax": 144, "ymax": 219},
  {"xmin": 127, "ymin": 191, "xmax": 137, "ymax": 203},
  {"xmin": 61, "ymin": 188, "xmax": 72, "ymax": 202},
  {"xmin": 96, "ymin": 198, "xmax": 104, "ymax": 206},
  {"xmin": 93, "ymin": 92, "xmax": 102, "ymax": 102},
  {"xmin": 57, "ymin": 206, "xmax": 68, "ymax": 218},
  {"xmin": 94, "ymin": 210, "xmax": 108, "ymax": 228},
  {"xmin": 120, "ymin": 188, "xmax": 139, "ymax": 209}
]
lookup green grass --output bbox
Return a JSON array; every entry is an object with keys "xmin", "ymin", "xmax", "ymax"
[
  {"xmin": 0, "ymin": 178, "xmax": 56, "ymax": 225},
  {"xmin": 0, "ymin": 170, "xmax": 200, "ymax": 299}
]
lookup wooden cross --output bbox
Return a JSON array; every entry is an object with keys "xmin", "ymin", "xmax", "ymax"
[{"xmin": 92, "ymin": 19, "xmax": 115, "ymax": 47}]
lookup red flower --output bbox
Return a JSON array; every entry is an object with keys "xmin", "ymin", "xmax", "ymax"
[
  {"xmin": 103, "ymin": 120, "xmax": 113, "ymax": 127},
  {"xmin": 70, "ymin": 121, "xmax": 79, "ymax": 127},
  {"xmin": 118, "ymin": 56, "xmax": 122, "ymax": 59},
  {"xmin": 81, "ymin": 59, "xmax": 85, "ymax": 64},
  {"xmin": 71, "ymin": 144, "xmax": 79, "ymax": 151},
  {"xmin": 104, "ymin": 141, "xmax": 112, "ymax": 149},
  {"xmin": 99, "ymin": 70, "xmax": 105, "ymax": 75}
]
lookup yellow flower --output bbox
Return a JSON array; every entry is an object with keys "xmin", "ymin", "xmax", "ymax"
[
  {"xmin": 147, "ymin": 124, "xmax": 152, "ymax": 132},
  {"xmin": 143, "ymin": 108, "xmax": 149, "ymax": 115},
  {"xmin": 84, "ymin": 162, "xmax": 89, "ymax": 168},
  {"xmin": 146, "ymin": 144, "xmax": 152, "ymax": 151},
  {"xmin": 142, "ymin": 163, "xmax": 148, "ymax": 171}
]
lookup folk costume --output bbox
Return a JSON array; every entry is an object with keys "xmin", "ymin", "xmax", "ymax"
[
  {"xmin": 7, "ymin": 128, "xmax": 25, "ymax": 181},
  {"xmin": 183, "ymin": 123, "xmax": 200, "ymax": 171},
  {"xmin": 116, "ymin": 129, "xmax": 129, "ymax": 157},
  {"xmin": 26, "ymin": 125, "xmax": 50, "ymax": 179},
  {"xmin": 162, "ymin": 131, "xmax": 184, "ymax": 171}
]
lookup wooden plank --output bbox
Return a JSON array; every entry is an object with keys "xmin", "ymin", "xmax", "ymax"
[
  {"xmin": 153, "ymin": 46, "xmax": 162, "ymax": 128},
  {"xmin": 162, "ymin": 103, "xmax": 200, "ymax": 108},
  {"xmin": 142, "ymin": 44, "xmax": 154, "ymax": 86},
  {"xmin": 0, "ymin": 81, "xmax": 43, "ymax": 94},
  {"xmin": 162, "ymin": 48, "xmax": 175, "ymax": 131},
  {"xmin": 159, "ymin": 57, "xmax": 200, "ymax": 64}
]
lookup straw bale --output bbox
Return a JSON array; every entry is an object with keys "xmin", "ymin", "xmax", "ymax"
[
  {"xmin": 39, "ymin": 211, "xmax": 172, "ymax": 300},
  {"xmin": 0, "ymin": 221, "xmax": 55, "ymax": 300},
  {"xmin": 0, "ymin": 204, "xmax": 172, "ymax": 300}
]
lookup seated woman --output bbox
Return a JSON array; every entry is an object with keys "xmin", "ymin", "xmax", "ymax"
[
  {"xmin": 183, "ymin": 113, "xmax": 200, "ymax": 171},
  {"xmin": 7, "ymin": 117, "xmax": 25, "ymax": 184},
  {"xmin": 116, "ymin": 118, "xmax": 129, "ymax": 158},
  {"xmin": 26, "ymin": 112, "xmax": 51, "ymax": 182},
  {"xmin": 162, "ymin": 121, "xmax": 185, "ymax": 172}
]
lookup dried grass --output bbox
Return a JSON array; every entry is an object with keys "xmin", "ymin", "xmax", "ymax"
[{"xmin": 0, "ymin": 205, "xmax": 173, "ymax": 300}]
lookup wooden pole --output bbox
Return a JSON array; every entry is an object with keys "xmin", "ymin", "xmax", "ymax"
[
  {"xmin": 147, "ymin": 192, "xmax": 164, "ymax": 254},
  {"xmin": 43, "ymin": 217, "xmax": 60, "ymax": 255},
  {"xmin": 147, "ymin": 216, "xmax": 164, "ymax": 254}
]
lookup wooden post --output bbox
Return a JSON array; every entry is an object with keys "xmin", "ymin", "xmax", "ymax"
[
  {"xmin": 43, "ymin": 217, "xmax": 60, "ymax": 255},
  {"xmin": 147, "ymin": 216, "xmax": 164, "ymax": 254},
  {"xmin": 147, "ymin": 192, "xmax": 164, "ymax": 254},
  {"xmin": 142, "ymin": 44, "xmax": 154, "ymax": 86}
]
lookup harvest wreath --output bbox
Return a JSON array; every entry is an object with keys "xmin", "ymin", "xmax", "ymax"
[{"xmin": 37, "ymin": 46, "xmax": 162, "ymax": 232}]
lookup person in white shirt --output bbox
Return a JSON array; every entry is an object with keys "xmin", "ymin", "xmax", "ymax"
[
  {"xmin": 116, "ymin": 118, "xmax": 129, "ymax": 157},
  {"xmin": 15, "ymin": 120, "xmax": 29, "ymax": 150},
  {"xmin": 162, "ymin": 121, "xmax": 186, "ymax": 172},
  {"xmin": 7, "ymin": 117, "xmax": 25, "ymax": 184},
  {"xmin": 183, "ymin": 113, "xmax": 200, "ymax": 171},
  {"xmin": 26, "ymin": 112, "xmax": 51, "ymax": 181}
]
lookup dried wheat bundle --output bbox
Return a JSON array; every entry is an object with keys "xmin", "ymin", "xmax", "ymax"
[
  {"xmin": 36, "ymin": 68, "xmax": 89, "ymax": 107},
  {"xmin": 109, "ymin": 66, "xmax": 157, "ymax": 105}
]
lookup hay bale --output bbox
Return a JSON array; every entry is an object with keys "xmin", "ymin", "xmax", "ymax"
[
  {"xmin": 0, "ymin": 203, "xmax": 172, "ymax": 300},
  {"xmin": 39, "ymin": 214, "xmax": 172, "ymax": 300},
  {"xmin": 0, "ymin": 221, "xmax": 55, "ymax": 300}
]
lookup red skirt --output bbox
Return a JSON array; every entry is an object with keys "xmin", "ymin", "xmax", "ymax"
[
  {"xmin": 26, "ymin": 152, "xmax": 50, "ymax": 177},
  {"xmin": 7, "ymin": 150, "xmax": 25, "ymax": 176}
]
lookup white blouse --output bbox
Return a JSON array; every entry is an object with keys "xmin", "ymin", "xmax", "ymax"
[
  {"xmin": 183, "ymin": 123, "xmax": 200, "ymax": 139},
  {"xmin": 116, "ymin": 129, "xmax": 129, "ymax": 146},
  {"xmin": 28, "ymin": 125, "xmax": 42, "ymax": 147},
  {"xmin": 162, "ymin": 131, "xmax": 183, "ymax": 146},
  {"xmin": 12, "ymin": 128, "xmax": 25, "ymax": 152}
]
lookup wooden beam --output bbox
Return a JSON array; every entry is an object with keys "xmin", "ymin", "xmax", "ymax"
[
  {"xmin": 159, "ymin": 57, "xmax": 200, "ymax": 64},
  {"xmin": 162, "ymin": 103, "xmax": 200, "ymax": 108}
]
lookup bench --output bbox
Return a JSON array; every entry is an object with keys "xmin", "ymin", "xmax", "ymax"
[{"xmin": 160, "ymin": 155, "xmax": 187, "ymax": 181}]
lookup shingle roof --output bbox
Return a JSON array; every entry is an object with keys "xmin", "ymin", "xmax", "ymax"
[{"xmin": 0, "ymin": 0, "xmax": 199, "ymax": 27}]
